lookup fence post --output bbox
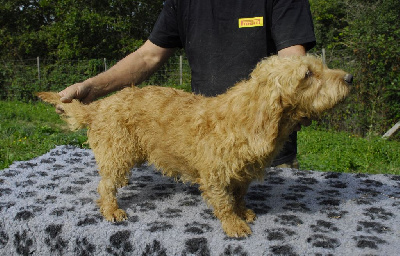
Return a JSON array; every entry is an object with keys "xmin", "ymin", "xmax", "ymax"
[
  {"xmin": 322, "ymin": 48, "xmax": 326, "ymax": 65},
  {"xmin": 104, "ymin": 58, "xmax": 108, "ymax": 71},
  {"xmin": 179, "ymin": 55, "xmax": 183, "ymax": 85},
  {"xmin": 382, "ymin": 121, "xmax": 400, "ymax": 138},
  {"xmin": 37, "ymin": 57, "xmax": 40, "ymax": 83}
]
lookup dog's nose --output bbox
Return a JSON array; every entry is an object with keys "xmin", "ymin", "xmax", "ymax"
[{"xmin": 344, "ymin": 74, "xmax": 353, "ymax": 85}]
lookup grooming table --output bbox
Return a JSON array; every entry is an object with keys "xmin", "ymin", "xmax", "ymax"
[{"xmin": 0, "ymin": 146, "xmax": 399, "ymax": 255}]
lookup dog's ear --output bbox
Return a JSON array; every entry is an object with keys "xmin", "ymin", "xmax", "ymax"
[
  {"xmin": 293, "ymin": 63, "xmax": 311, "ymax": 88},
  {"xmin": 281, "ymin": 61, "xmax": 315, "ymax": 110},
  {"xmin": 276, "ymin": 62, "xmax": 310, "ymax": 110},
  {"xmin": 262, "ymin": 56, "xmax": 311, "ymax": 92},
  {"xmin": 251, "ymin": 83, "xmax": 284, "ymax": 156}
]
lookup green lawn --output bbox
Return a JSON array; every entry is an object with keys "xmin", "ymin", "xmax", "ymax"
[
  {"xmin": 298, "ymin": 125, "xmax": 400, "ymax": 175},
  {"xmin": 1, "ymin": 100, "xmax": 399, "ymax": 175},
  {"xmin": 0, "ymin": 100, "xmax": 87, "ymax": 169}
]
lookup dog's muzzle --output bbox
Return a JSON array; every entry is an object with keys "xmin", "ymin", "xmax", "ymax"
[{"xmin": 344, "ymin": 74, "xmax": 353, "ymax": 85}]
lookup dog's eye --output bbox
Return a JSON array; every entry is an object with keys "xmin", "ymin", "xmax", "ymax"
[{"xmin": 305, "ymin": 70, "xmax": 313, "ymax": 78}]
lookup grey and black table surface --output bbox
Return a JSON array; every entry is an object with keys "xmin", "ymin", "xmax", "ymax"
[{"xmin": 0, "ymin": 145, "xmax": 399, "ymax": 255}]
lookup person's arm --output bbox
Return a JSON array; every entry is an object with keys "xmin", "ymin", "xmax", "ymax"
[
  {"xmin": 58, "ymin": 40, "xmax": 176, "ymax": 104},
  {"xmin": 277, "ymin": 44, "xmax": 306, "ymax": 57}
]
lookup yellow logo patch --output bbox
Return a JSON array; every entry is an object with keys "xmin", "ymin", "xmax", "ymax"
[{"xmin": 238, "ymin": 17, "xmax": 264, "ymax": 28}]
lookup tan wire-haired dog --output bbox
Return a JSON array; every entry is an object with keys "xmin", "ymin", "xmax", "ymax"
[{"xmin": 37, "ymin": 55, "xmax": 352, "ymax": 237}]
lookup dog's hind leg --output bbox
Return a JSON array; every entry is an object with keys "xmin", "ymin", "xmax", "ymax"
[
  {"xmin": 93, "ymin": 146, "xmax": 135, "ymax": 222},
  {"xmin": 97, "ymin": 173, "xmax": 128, "ymax": 222},
  {"xmin": 200, "ymin": 179, "xmax": 252, "ymax": 237},
  {"xmin": 89, "ymin": 124, "xmax": 141, "ymax": 222}
]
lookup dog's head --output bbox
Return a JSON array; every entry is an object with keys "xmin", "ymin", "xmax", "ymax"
[{"xmin": 252, "ymin": 55, "xmax": 352, "ymax": 122}]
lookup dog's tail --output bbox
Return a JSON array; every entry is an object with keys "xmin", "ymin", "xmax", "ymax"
[{"xmin": 36, "ymin": 92, "xmax": 92, "ymax": 131}]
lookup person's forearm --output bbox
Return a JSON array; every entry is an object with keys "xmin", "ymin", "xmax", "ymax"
[
  {"xmin": 278, "ymin": 45, "xmax": 306, "ymax": 57},
  {"xmin": 85, "ymin": 40, "xmax": 175, "ymax": 97}
]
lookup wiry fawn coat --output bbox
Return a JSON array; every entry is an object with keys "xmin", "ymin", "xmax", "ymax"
[{"xmin": 37, "ymin": 55, "xmax": 351, "ymax": 237}]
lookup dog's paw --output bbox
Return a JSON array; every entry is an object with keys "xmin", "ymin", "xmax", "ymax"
[
  {"xmin": 103, "ymin": 208, "xmax": 128, "ymax": 222},
  {"xmin": 236, "ymin": 207, "xmax": 257, "ymax": 223},
  {"xmin": 222, "ymin": 217, "xmax": 252, "ymax": 238},
  {"xmin": 243, "ymin": 209, "xmax": 257, "ymax": 223}
]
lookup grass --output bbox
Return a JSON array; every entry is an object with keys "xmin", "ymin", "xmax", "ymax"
[
  {"xmin": 1, "ymin": 100, "xmax": 399, "ymax": 175},
  {"xmin": 298, "ymin": 125, "xmax": 400, "ymax": 175},
  {"xmin": 0, "ymin": 100, "xmax": 87, "ymax": 169}
]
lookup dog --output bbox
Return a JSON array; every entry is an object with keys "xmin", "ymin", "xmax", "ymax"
[{"xmin": 37, "ymin": 55, "xmax": 352, "ymax": 237}]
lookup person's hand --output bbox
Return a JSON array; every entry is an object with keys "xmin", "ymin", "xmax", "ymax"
[
  {"xmin": 58, "ymin": 82, "xmax": 95, "ymax": 103},
  {"xmin": 56, "ymin": 82, "xmax": 95, "ymax": 114}
]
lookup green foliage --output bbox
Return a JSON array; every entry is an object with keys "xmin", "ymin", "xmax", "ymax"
[
  {"xmin": 309, "ymin": 0, "xmax": 348, "ymax": 50},
  {"xmin": 0, "ymin": 58, "xmax": 108, "ymax": 100},
  {"xmin": 0, "ymin": 55, "xmax": 190, "ymax": 101},
  {"xmin": 298, "ymin": 124, "xmax": 400, "ymax": 175},
  {"xmin": 0, "ymin": 0, "xmax": 52, "ymax": 58},
  {"xmin": 342, "ymin": 0, "xmax": 400, "ymax": 132},
  {"xmin": 142, "ymin": 53, "xmax": 192, "ymax": 92},
  {"xmin": 0, "ymin": 100, "xmax": 87, "ymax": 169},
  {"xmin": 0, "ymin": 0, "xmax": 164, "ymax": 60},
  {"xmin": 310, "ymin": 0, "xmax": 400, "ymax": 137},
  {"xmin": 0, "ymin": 60, "xmax": 37, "ymax": 101}
]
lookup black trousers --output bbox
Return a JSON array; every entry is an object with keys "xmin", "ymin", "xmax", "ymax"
[{"xmin": 271, "ymin": 132, "xmax": 297, "ymax": 166}]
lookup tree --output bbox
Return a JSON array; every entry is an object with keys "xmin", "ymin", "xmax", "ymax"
[
  {"xmin": 0, "ymin": 0, "xmax": 164, "ymax": 60},
  {"xmin": 342, "ymin": 0, "xmax": 400, "ymax": 134},
  {"xmin": 309, "ymin": 0, "xmax": 399, "ymax": 136},
  {"xmin": 309, "ymin": 0, "xmax": 348, "ymax": 50},
  {"xmin": 0, "ymin": 0, "xmax": 53, "ymax": 59}
]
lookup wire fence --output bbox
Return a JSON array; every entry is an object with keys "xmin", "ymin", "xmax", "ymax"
[
  {"xmin": 0, "ymin": 55, "xmax": 192, "ymax": 101},
  {"xmin": 1, "ymin": 48, "xmax": 346, "ymax": 102}
]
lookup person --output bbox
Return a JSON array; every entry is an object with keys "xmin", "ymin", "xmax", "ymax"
[{"xmin": 58, "ymin": 0, "xmax": 316, "ymax": 167}]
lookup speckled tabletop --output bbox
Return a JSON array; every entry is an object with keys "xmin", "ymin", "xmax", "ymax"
[{"xmin": 1, "ymin": 145, "xmax": 399, "ymax": 255}]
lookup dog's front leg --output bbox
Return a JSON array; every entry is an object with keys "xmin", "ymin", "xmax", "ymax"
[
  {"xmin": 232, "ymin": 180, "xmax": 257, "ymax": 223},
  {"xmin": 200, "ymin": 181, "xmax": 252, "ymax": 238}
]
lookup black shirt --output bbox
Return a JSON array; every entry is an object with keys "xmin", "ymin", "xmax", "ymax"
[
  {"xmin": 149, "ymin": 0, "xmax": 316, "ymax": 165},
  {"xmin": 149, "ymin": 0, "xmax": 316, "ymax": 96}
]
